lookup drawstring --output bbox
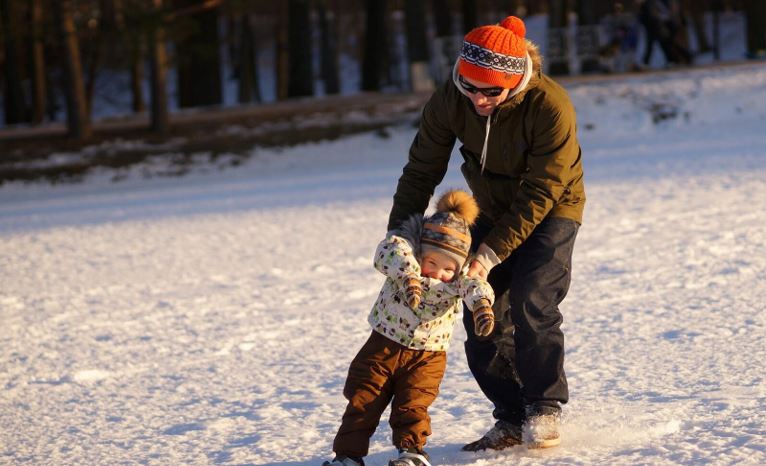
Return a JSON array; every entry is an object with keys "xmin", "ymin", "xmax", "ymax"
[
  {"xmin": 452, "ymin": 51, "xmax": 533, "ymax": 174},
  {"xmin": 480, "ymin": 115, "xmax": 491, "ymax": 173}
]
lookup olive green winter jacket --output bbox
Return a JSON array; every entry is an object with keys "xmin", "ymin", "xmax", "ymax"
[{"xmin": 388, "ymin": 43, "xmax": 585, "ymax": 261}]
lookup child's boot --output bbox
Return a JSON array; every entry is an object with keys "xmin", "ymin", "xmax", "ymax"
[
  {"xmin": 388, "ymin": 448, "xmax": 431, "ymax": 466},
  {"xmin": 322, "ymin": 455, "xmax": 365, "ymax": 466}
]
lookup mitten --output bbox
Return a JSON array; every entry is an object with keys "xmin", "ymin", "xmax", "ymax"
[
  {"xmin": 404, "ymin": 276, "xmax": 422, "ymax": 310},
  {"xmin": 473, "ymin": 301, "xmax": 495, "ymax": 337}
]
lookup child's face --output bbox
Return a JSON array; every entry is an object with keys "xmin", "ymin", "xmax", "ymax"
[{"xmin": 421, "ymin": 250, "xmax": 459, "ymax": 283}]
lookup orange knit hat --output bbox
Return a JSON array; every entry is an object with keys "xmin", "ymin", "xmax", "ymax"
[{"xmin": 458, "ymin": 16, "xmax": 528, "ymax": 89}]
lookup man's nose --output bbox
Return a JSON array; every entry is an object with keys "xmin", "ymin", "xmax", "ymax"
[{"xmin": 472, "ymin": 94, "xmax": 487, "ymax": 104}]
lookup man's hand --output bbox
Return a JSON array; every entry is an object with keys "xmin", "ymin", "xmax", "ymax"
[
  {"xmin": 466, "ymin": 259, "xmax": 488, "ymax": 280},
  {"xmin": 404, "ymin": 277, "xmax": 422, "ymax": 310}
]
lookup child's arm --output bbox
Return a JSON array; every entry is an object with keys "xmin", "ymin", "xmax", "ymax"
[
  {"xmin": 456, "ymin": 275, "xmax": 496, "ymax": 336},
  {"xmin": 373, "ymin": 234, "xmax": 422, "ymax": 310}
]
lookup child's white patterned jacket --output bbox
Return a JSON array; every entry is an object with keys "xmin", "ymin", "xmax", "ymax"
[{"xmin": 368, "ymin": 233, "xmax": 494, "ymax": 351}]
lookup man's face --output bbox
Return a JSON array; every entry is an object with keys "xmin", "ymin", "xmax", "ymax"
[{"xmin": 459, "ymin": 74, "xmax": 512, "ymax": 116}]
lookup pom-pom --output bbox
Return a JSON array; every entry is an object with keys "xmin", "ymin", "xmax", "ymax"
[
  {"xmin": 435, "ymin": 189, "xmax": 480, "ymax": 226},
  {"xmin": 500, "ymin": 16, "xmax": 526, "ymax": 38}
]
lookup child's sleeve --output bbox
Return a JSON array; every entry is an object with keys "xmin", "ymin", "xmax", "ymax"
[
  {"xmin": 373, "ymin": 234, "xmax": 421, "ymax": 288},
  {"xmin": 456, "ymin": 275, "xmax": 495, "ymax": 312}
]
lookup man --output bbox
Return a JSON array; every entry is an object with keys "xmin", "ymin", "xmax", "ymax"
[{"xmin": 387, "ymin": 16, "xmax": 585, "ymax": 450}]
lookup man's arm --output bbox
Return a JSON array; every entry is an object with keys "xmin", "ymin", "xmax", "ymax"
[
  {"xmin": 388, "ymin": 83, "xmax": 457, "ymax": 231},
  {"xmin": 481, "ymin": 95, "xmax": 581, "ymax": 262}
]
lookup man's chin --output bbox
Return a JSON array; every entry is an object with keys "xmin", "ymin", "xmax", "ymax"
[{"xmin": 474, "ymin": 106, "xmax": 493, "ymax": 116}]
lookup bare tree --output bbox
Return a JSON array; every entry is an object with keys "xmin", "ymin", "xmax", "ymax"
[
  {"xmin": 130, "ymin": 39, "xmax": 146, "ymax": 113},
  {"xmin": 576, "ymin": 0, "xmax": 600, "ymax": 73},
  {"xmin": 462, "ymin": 0, "xmax": 477, "ymax": 33},
  {"xmin": 54, "ymin": 0, "xmax": 92, "ymax": 140},
  {"xmin": 149, "ymin": 0, "xmax": 169, "ymax": 132},
  {"xmin": 1, "ymin": 0, "xmax": 30, "ymax": 125},
  {"xmin": 237, "ymin": 12, "xmax": 261, "ymax": 103},
  {"xmin": 361, "ymin": 0, "xmax": 388, "ymax": 91},
  {"xmin": 685, "ymin": 0, "xmax": 711, "ymax": 54},
  {"xmin": 431, "ymin": 0, "xmax": 455, "ymax": 84},
  {"xmin": 317, "ymin": 0, "xmax": 339, "ymax": 95},
  {"xmin": 114, "ymin": 0, "xmax": 147, "ymax": 113},
  {"xmin": 28, "ymin": 0, "xmax": 46, "ymax": 124},
  {"xmin": 547, "ymin": 0, "xmax": 569, "ymax": 75},
  {"xmin": 275, "ymin": 1, "xmax": 288, "ymax": 100},
  {"xmin": 174, "ymin": 0, "xmax": 223, "ymax": 107},
  {"xmin": 744, "ymin": 0, "xmax": 766, "ymax": 58},
  {"xmin": 404, "ymin": 0, "xmax": 433, "ymax": 92},
  {"xmin": 287, "ymin": 0, "xmax": 313, "ymax": 97}
]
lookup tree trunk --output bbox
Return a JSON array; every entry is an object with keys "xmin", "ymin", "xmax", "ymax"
[
  {"xmin": 712, "ymin": 0, "xmax": 721, "ymax": 60},
  {"xmin": 28, "ymin": 0, "xmax": 46, "ymax": 124},
  {"xmin": 404, "ymin": 0, "xmax": 433, "ymax": 92},
  {"xmin": 462, "ymin": 0, "xmax": 477, "ymax": 33},
  {"xmin": 54, "ymin": 0, "xmax": 92, "ymax": 140},
  {"xmin": 149, "ymin": 0, "xmax": 169, "ymax": 133},
  {"xmin": 547, "ymin": 0, "xmax": 569, "ymax": 75},
  {"xmin": 275, "ymin": 2, "xmax": 289, "ymax": 100},
  {"xmin": 237, "ymin": 14, "xmax": 261, "ymax": 103},
  {"xmin": 317, "ymin": 0, "xmax": 339, "ymax": 95},
  {"xmin": 361, "ymin": 0, "xmax": 388, "ymax": 91},
  {"xmin": 498, "ymin": 0, "xmax": 518, "ymax": 17},
  {"xmin": 744, "ymin": 0, "xmax": 766, "ymax": 58},
  {"xmin": 576, "ymin": 0, "xmax": 600, "ymax": 73},
  {"xmin": 84, "ymin": 23, "xmax": 104, "ymax": 115},
  {"xmin": 175, "ymin": 0, "xmax": 222, "ymax": 107},
  {"xmin": 287, "ymin": 0, "xmax": 313, "ymax": 98},
  {"xmin": 685, "ymin": 0, "xmax": 711, "ymax": 53},
  {"xmin": 431, "ymin": 0, "xmax": 454, "ymax": 84},
  {"xmin": 130, "ymin": 35, "xmax": 146, "ymax": 113},
  {"xmin": 1, "ymin": 0, "xmax": 30, "ymax": 125}
]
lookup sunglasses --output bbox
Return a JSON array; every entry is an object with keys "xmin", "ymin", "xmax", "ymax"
[{"xmin": 458, "ymin": 75, "xmax": 506, "ymax": 97}]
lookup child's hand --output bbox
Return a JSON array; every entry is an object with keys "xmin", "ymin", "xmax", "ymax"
[
  {"xmin": 473, "ymin": 304, "xmax": 495, "ymax": 337},
  {"xmin": 404, "ymin": 277, "xmax": 422, "ymax": 310}
]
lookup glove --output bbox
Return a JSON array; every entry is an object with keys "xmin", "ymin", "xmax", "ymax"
[
  {"xmin": 404, "ymin": 276, "xmax": 422, "ymax": 310},
  {"xmin": 473, "ymin": 303, "xmax": 495, "ymax": 337}
]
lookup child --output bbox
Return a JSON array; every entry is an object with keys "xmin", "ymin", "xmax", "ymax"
[{"xmin": 323, "ymin": 190, "xmax": 496, "ymax": 466}]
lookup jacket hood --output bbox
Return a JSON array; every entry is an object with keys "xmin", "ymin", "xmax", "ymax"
[
  {"xmin": 498, "ymin": 40, "xmax": 542, "ymax": 110},
  {"xmin": 395, "ymin": 214, "xmax": 424, "ymax": 258}
]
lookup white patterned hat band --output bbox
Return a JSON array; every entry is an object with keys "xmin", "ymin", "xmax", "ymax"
[{"xmin": 460, "ymin": 41, "xmax": 527, "ymax": 75}]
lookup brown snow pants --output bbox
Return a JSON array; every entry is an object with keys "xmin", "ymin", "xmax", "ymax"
[{"xmin": 332, "ymin": 331, "xmax": 447, "ymax": 458}]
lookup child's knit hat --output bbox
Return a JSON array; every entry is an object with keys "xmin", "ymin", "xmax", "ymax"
[
  {"xmin": 421, "ymin": 190, "xmax": 480, "ymax": 267},
  {"xmin": 458, "ymin": 16, "xmax": 528, "ymax": 89}
]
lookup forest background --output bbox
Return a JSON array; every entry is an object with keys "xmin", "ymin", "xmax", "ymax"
[{"xmin": 1, "ymin": 0, "xmax": 764, "ymax": 184}]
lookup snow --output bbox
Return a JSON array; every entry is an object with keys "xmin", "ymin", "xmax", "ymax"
[{"xmin": 2, "ymin": 63, "xmax": 766, "ymax": 465}]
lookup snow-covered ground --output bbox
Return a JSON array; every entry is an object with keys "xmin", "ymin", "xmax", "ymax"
[{"xmin": 2, "ymin": 63, "xmax": 766, "ymax": 465}]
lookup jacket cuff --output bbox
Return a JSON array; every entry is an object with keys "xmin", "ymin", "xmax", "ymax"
[
  {"xmin": 472, "ymin": 298, "xmax": 492, "ymax": 311},
  {"xmin": 474, "ymin": 243, "xmax": 501, "ymax": 272}
]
